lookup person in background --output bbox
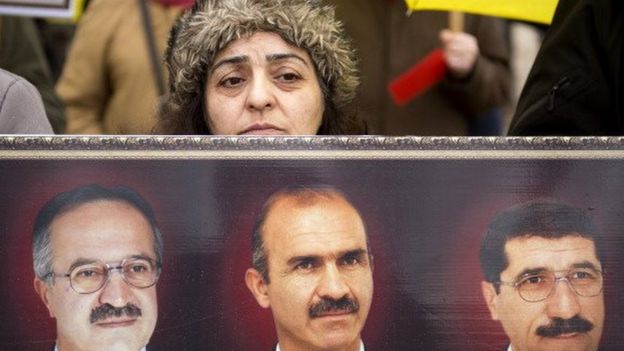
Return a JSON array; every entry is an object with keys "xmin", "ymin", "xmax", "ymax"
[
  {"xmin": 508, "ymin": 0, "xmax": 624, "ymax": 136},
  {"xmin": 156, "ymin": 0, "xmax": 365, "ymax": 135},
  {"xmin": 56, "ymin": 0, "xmax": 189, "ymax": 134},
  {"xmin": 0, "ymin": 16, "xmax": 65, "ymax": 133},
  {"xmin": 328, "ymin": 0, "xmax": 511, "ymax": 136},
  {"xmin": 0, "ymin": 68, "xmax": 53, "ymax": 133}
]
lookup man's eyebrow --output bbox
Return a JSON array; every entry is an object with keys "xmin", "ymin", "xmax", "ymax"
[
  {"xmin": 514, "ymin": 267, "xmax": 548, "ymax": 280},
  {"xmin": 286, "ymin": 248, "xmax": 368, "ymax": 266},
  {"xmin": 287, "ymin": 255, "xmax": 320, "ymax": 267},
  {"xmin": 572, "ymin": 261, "xmax": 600, "ymax": 271},
  {"xmin": 210, "ymin": 55, "xmax": 249, "ymax": 74},
  {"xmin": 128, "ymin": 254, "xmax": 156, "ymax": 262},
  {"xmin": 266, "ymin": 53, "xmax": 309, "ymax": 66},
  {"xmin": 68, "ymin": 258, "xmax": 98, "ymax": 272},
  {"xmin": 341, "ymin": 248, "xmax": 368, "ymax": 259}
]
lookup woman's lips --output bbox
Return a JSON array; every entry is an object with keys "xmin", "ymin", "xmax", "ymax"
[{"xmin": 239, "ymin": 123, "xmax": 286, "ymax": 135}]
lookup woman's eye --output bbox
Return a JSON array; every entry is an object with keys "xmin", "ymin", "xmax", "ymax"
[
  {"xmin": 277, "ymin": 73, "xmax": 301, "ymax": 82},
  {"xmin": 219, "ymin": 77, "xmax": 245, "ymax": 87}
]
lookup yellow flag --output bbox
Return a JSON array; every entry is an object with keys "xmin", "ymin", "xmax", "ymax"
[{"xmin": 404, "ymin": 0, "xmax": 558, "ymax": 24}]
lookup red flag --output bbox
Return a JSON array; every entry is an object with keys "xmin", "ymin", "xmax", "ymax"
[{"xmin": 388, "ymin": 48, "xmax": 447, "ymax": 106}]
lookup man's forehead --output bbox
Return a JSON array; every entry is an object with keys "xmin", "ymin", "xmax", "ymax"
[
  {"xmin": 503, "ymin": 234, "xmax": 600, "ymax": 273},
  {"xmin": 263, "ymin": 196, "xmax": 367, "ymax": 253},
  {"xmin": 49, "ymin": 200, "xmax": 155, "ymax": 263}
]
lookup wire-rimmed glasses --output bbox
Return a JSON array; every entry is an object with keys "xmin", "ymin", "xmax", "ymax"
[
  {"xmin": 49, "ymin": 257, "xmax": 161, "ymax": 294},
  {"xmin": 497, "ymin": 267, "xmax": 604, "ymax": 302}
]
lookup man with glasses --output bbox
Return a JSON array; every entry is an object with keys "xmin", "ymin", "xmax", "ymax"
[
  {"xmin": 32, "ymin": 184, "xmax": 163, "ymax": 351},
  {"xmin": 479, "ymin": 200, "xmax": 605, "ymax": 351}
]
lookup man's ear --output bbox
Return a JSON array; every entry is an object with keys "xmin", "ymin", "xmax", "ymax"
[
  {"xmin": 481, "ymin": 281, "xmax": 500, "ymax": 321},
  {"xmin": 34, "ymin": 277, "xmax": 55, "ymax": 318},
  {"xmin": 245, "ymin": 268, "xmax": 270, "ymax": 309}
]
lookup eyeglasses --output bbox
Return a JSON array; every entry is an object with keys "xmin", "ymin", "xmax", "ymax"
[
  {"xmin": 49, "ymin": 257, "xmax": 161, "ymax": 294},
  {"xmin": 497, "ymin": 268, "xmax": 604, "ymax": 303}
]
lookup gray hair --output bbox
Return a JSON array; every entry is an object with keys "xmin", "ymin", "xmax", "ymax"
[
  {"xmin": 33, "ymin": 184, "xmax": 163, "ymax": 283},
  {"xmin": 252, "ymin": 185, "xmax": 371, "ymax": 283}
]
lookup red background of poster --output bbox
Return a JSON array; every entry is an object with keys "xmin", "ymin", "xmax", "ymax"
[{"xmin": 0, "ymin": 158, "xmax": 622, "ymax": 350}]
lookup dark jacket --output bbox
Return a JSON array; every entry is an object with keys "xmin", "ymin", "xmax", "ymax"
[{"xmin": 508, "ymin": 0, "xmax": 624, "ymax": 135}]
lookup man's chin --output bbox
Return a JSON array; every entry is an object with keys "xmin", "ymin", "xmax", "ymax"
[
  {"xmin": 88, "ymin": 330, "xmax": 147, "ymax": 351},
  {"xmin": 312, "ymin": 329, "xmax": 360, "ymax": 351},
  {"xmin": 533, "ymin": 333, "xmax": 595, "ymax": 351}
]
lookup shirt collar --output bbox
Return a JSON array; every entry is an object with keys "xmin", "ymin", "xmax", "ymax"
[
  {"xmin": 276, "ymin": 340, "xmax": 364, "ymax": 351},
  {"xmin": 56, "ymin": 345, "xmax": 147, "ymax": 351}
]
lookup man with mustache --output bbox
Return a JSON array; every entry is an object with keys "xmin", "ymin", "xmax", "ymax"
[
  {"xmin": 32, "ymin": 184, "xmax": 162, "ymax": 351},
  {"xmin": 245, "ymin": 186, "xmax": 374, "ymax": 351},
  {"xmin": 480, "ymin": 200, "xmax": 605, "ymax": 351}
]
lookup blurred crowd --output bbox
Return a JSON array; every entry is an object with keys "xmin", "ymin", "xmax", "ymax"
[{"xmin": 1, "ymin": 0, "xmax": 620, "ymax": 136}]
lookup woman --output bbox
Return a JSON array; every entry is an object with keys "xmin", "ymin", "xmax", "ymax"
[{"xmin": 156, "ymin": 0, "xmax": 365, "ymax": 135}]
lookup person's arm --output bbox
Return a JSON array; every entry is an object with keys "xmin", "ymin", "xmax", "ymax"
[
  {"xmin": 55, "ymin": 0, "xmax": 116, "ymax": 134},
  {"xmin": 0, "ymin": 16, "xmax": 66, "ymax": 133},
  {"xmin": 0, "ymin": 70, "xmax": 53, "ymax": 134},
  {"xmin": 439, "ymin": 16, "xmax": 511, "ymax": 119}
]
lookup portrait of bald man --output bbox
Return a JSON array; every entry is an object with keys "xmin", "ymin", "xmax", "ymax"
[{"xmin": 245, "ymin": 186, "xmax": 374, "ymax": 351}]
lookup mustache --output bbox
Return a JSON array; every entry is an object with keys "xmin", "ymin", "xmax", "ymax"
[
  {"xmin": 90, "ymin": 303, "xmax": 142, "ymax": 324},
  {"xmin": 536, "ymin": 316, "xmax": 594, "ymax": 337},
  {"xmin": 309, "ymin": 296, "xmax": 359, "ymax": 318}
]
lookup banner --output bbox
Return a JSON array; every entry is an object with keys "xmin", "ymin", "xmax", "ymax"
[{"xmin": 404, "ymin": 0, "xmax": 558, "ymax": 24}]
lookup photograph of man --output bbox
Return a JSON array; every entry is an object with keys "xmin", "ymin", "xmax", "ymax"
[
  {"xmin": 479, "ymin": 200, "xmax": 605, "ymax": 351},
  {"xmin": 245, "ymin": 186, "xmax": 374, "ymax": 351},
  {"xmin": 32, "ymin": 184, "xmax": 163, "ymax": 351}
]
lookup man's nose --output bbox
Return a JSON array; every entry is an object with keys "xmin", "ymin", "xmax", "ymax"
[
  {"xmin": 317, "ymin": 264, "xmax": 350, "ymax": 300},
  {"xmin": 546, "ymin": 279, "xmax": 582, "ymax": 319},
  {"xmin": 246, "ymin": 75, "xmax": 275, "ymax": 112},
  {"xmin": 97, "ymin": 269, "xmax": 133, "ymax": 307}
]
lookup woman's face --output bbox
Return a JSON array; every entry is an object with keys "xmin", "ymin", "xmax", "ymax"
[{"xmin": 204, "ymin": 32, "xmax": 324, "ymax": 135}]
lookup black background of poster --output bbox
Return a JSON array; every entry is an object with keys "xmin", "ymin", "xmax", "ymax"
[{"xmin": 0, "ymin": 157, "xmax": 622, "ymax": 350}]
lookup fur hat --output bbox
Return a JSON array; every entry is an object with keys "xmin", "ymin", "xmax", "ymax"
[{"xmin": 158, "ymin": 0, "xmax": 362, "ymax": 134}]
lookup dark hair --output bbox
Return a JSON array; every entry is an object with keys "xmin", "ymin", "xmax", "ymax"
[
  {"xmin": 33, "ymin": 184, "xmax": 163, "ymax": 282},
  {"xmin": 251, "ymin": 185, "xmax": 371, "ymax": 283},
  {"xmin": 479, "ymin": 200, "xmax": 604, "ymax": 288}
]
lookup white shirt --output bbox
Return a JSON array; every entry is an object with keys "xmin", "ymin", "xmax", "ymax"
[
  {"xmin": 507, "ymin": 345, "xmax": 513, "ymax": 351},
  {"xmin": 55, "ymin": 346, "xmax": 146, "ymax": 351},
  {"xmin": 276, "ymin": 340, "xmax": 365, "ymax": 351}
]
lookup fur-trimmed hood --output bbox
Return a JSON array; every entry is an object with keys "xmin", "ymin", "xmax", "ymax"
[{"xmin": 160, "ymin": 0, "xmax": 359, "ymax": 129}]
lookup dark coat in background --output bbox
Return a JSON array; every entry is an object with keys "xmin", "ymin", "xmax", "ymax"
[{"xmin": 509, "ymin": 0, "xmax": 624, "ymax": 135}]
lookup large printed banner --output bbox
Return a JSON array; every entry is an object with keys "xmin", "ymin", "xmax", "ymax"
[
  {"xmin": 0, "ymin": 136, "xmax": 622, "ymax": 351},
  {"xmin": 0, "ymin": 0, "xmax": 83, "ymax": 20}
]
